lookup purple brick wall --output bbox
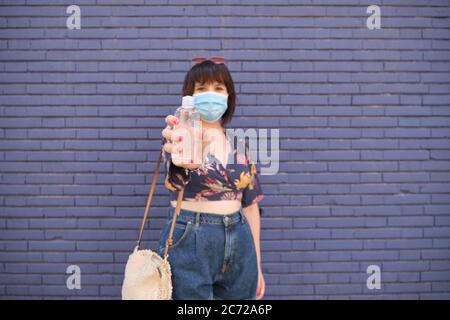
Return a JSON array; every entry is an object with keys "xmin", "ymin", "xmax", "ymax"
[{"xmin": 1, "ymin": 0, "xmax": 450, "ymax": 299}]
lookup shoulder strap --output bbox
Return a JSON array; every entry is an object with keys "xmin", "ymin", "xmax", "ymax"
[{"xmin": 136, "ymin": 148, "xmax": 184, "ymax": 259}]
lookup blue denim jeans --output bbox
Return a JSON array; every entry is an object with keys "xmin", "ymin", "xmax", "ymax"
[{"xmin": 156, "ymin": 206, "xmax": 258, "ymax": 300}]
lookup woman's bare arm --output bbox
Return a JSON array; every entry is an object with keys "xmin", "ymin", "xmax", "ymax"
[{"xmin": 242, "ymin": 202, "xmax": 262, "ymax": 270}]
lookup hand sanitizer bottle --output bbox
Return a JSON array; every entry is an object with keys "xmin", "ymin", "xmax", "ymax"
[{"xmin": 172, "ymin": 96, "xmax": 203, "ymax": 166}]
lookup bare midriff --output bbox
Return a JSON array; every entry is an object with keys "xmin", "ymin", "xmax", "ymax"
[{"xmin": 170, "ymin": 199, "xmax": 241, "ymax": 215}]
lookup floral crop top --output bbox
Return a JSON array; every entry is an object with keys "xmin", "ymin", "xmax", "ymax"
[{"xmin": 162, "ymin": 133, "xmax": 264, "ymax": 214}]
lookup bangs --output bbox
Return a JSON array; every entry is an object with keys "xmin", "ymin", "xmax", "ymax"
[{"xmin": 190, "ymin": 63, "xmax": 227, "ymax": 86}]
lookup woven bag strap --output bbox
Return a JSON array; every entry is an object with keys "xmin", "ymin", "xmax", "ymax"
[{"xmin": 136, "ymin": 148, "xmax": 184, "ymax": 259}]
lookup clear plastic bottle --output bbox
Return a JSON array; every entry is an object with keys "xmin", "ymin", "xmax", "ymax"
[{"xmin": 172, "ymin": 96, "xmax": 203, "ymax": 166}]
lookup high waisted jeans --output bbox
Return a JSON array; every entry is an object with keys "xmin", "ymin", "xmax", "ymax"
[{"xmin": 156, "ymin": 206, "xmax": 259, "ymax": 300}]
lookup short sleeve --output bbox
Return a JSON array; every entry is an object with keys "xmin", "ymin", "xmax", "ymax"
[
  {"xmin": 161, "ymin": 137, "xmax": 191, "ymax": 191},
  {"xmin": 241, "ymin": 139, "xmax": 264, "ymax": 214}
]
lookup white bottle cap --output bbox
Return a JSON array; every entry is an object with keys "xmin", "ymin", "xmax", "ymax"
[{"xmin": 181, "ymin": 96, "xmax": 194, "ymax": 109}]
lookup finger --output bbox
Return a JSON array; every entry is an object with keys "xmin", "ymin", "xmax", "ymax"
[
  {"xmin": 260, "ymin": 280, "xmax": 265, "ymax": 298},
  {"xmin": 255, "ymin": 278, "xmax": 260, "ymax": 299},
  {"xmin": 163, "ymin": 142, "xmax": 174, "ymax": 154},
  {"xmin": 258, "ymin": 287, "xmax": 264, "ymax": 299},
  {"xmin": 165, "ymin": 115, "xmax": 179, "ymax": 128},
  {"xmin": 166, "ymin": 127, "xmax": 184, "ymax": 144},
  {"xmin": 257, "ymin": 277, "xmax": 264, "ymax": 299},
  {"xmin": 259, "ymin": 284, "xmax": 265, "ymax": 298},
  {"xmin": 257, "ymin": 282, "xmax": 262, "ymax": 298},
  {"xmin": 163, "ymin": 142, "xmax": 183, "ymax": 155},
  {"xmin": 162, "ymin": 126, "xmax": 172, "ymax": 141}
]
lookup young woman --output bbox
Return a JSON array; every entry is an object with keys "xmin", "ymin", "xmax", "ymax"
[{"xmin": 158, "ymin": 56, "xmax": 265, "ymax": 300}]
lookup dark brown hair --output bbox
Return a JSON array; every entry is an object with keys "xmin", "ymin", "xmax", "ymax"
[{"xmin": 181, "ymin": 60, "xmax": 236, "ymax": 127}]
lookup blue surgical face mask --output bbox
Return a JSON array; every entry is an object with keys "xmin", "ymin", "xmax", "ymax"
[{"xmin": 193, "ymin": 91, "xmax": 228, "ymax": 123}]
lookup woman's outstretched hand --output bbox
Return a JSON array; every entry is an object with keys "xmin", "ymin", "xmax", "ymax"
[{"xmin": 162, "ymin": 114, "xmax": 202, "ymax": 169}]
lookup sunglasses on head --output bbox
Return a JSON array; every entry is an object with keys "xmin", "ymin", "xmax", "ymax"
[{"xmin": 191, "ymin": 56, "xmax": 225, "ymax": 65}]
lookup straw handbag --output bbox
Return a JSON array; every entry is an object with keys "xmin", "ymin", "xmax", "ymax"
[{"xmin": 121, "ymin": 149, "xmax": 185, "ymax": 300}]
